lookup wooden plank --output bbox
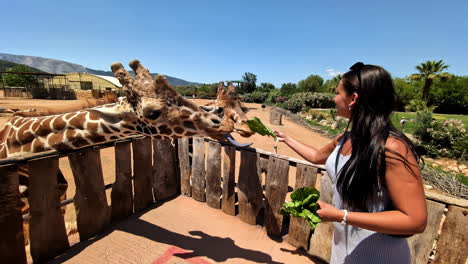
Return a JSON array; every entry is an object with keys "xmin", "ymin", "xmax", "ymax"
[
  {"xmin": 132, "ymin": 137, "xmax": 154, "ymax": 211},
  {"xmin": 206, "ymin": 141, "xmax": 222, "ymax": 209},
  {"xmin": 221, "ymin": 145, "xmax": 236, "ymax": 215},
  {"xmin": 288, "ymin": 164, "xmax": 318, "ymax": 249},
  {"xmin": 264, "ymin": 157, "xmax": 289, "ymax": 236},
  {"xmin": 111, "ymin": 141, "xmax": 133, "ymax": 221},
  {"xmin": 28, "ymin": 156, "xmax": 69, "ymax": 262},
  {"xmin": 425, "ymin": 190, "xmax": 468, "ymax": 208},
  {"xmin": 0, "ymin": 164, "xmax": 26, "ymax": 264},
  {"xmin": 433, "ymin": 205, "xmax": 468, "ymax": 264},
  {"xmin": 68, "ymin": 149, "xmax": 110, "ymax": 241},
  {"xmin": 191, "ymin": 138, "xmax": 206, "ymax": 202},
  {"xmin": 308, "ymin": 171, "xmax": 334, "ymax": 262},
  {"xmin": 153, "ymin": 139, "xmax": 178, "ymax": 200},
  {"xmin": 237, "ymin": 150, "xmax": 263, "ymax": 225},
  {"xmin": 178, "ymin": 138, "xmax": 191, "ymax": 197},
  {"xmin": 407, "ymin": 200, "xmax": 445, "ymax": 264}
]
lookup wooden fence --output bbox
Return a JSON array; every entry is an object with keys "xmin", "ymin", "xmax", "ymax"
[{"xmin": 0, "ymin": 136, "xmax": 466, "ymax": 264}]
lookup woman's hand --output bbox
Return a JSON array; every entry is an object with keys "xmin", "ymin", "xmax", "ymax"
[
  {"xmin": 274, "ymin": 130, "xmax": 290, "ymax": 144},
  {"xmin": 317, "ymin": 201, "xmax": 344, "ymax": 222}
]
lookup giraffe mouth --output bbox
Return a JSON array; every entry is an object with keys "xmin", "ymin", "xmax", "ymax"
[{"xmin": 222, "ymin": 134, "xmax": 253, "ymax": 148}]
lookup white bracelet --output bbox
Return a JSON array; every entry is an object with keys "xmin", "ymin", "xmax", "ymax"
[{"xmin": 340, "ymin": 209, "xmax": 348, "ymax": 225}]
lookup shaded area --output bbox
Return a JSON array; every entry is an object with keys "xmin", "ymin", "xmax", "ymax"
[{"xmin": 50, "ymin": 200, "xmax": 285, "ymax": 264}]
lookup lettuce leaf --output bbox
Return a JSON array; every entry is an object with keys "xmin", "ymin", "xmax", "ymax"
[
  {"xmin": 247, "ymin": 117, "xmax": 277, "ymax": 140},
  {"xmin": 280, "ymin": 187, "xmax": 321, "ymax": 230}
]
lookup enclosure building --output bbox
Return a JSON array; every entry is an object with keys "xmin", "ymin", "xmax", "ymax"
[{"xmin": 49, "ymin": 73, "xmax": 122, "ymax": 92}]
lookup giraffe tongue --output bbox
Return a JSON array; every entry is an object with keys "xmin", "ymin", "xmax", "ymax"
[{"xmin": 223, "ymin": 134, "xmax": 253, "ymax": 148}]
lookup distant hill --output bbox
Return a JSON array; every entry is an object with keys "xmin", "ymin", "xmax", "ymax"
[
  {"xmin": 0, "ymin": 59, "xmax": 45, "ymax": 73},
  {"xmin": 0, "ymin": 53, "xmax": 198, "ymax": 86}
]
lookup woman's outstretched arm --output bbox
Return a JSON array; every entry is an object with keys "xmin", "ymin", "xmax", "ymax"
[{"xmin": 274, "ymin": 130, "xmax": 340, "ymax": 164}]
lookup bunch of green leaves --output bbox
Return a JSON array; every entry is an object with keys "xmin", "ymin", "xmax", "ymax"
[
  {"xmin": 246, "ymin": 117, "xmax": 277, "ymax": 140},
  {"xmin": 280, "ymin": 187, "xmax": 321, "ymax": 229}
]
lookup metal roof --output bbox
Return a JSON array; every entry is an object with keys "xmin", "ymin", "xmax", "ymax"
[{"xmin": 95, "ymin": 75, "xmax": 122, "ymax": 88}]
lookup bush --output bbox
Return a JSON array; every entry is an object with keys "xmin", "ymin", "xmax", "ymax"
[
  {"xmin": 415, "ymin": 114, "xmax": 468, "ymax": 159},
  {"xmin": 282, "ymin": 92, "xmax": 335, "ymax": 113},
  {"xmin": 405, "ymin": 99, "xmax": 436, "ymax": 112},
  {"xmin": 241, "ymin": 91, "xmax": 269, "ymax": 103},
  {"xmin": 413, "ymin": 109, "xmax": 433, "ymax": 143}
]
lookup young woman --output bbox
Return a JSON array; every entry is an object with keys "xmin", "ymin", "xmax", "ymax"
[{"xmin": 275, "ymin": 63, "xmax": 427, "ymax": 264}]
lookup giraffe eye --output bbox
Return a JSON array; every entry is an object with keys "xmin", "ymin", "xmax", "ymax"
[{"xmin": 146, "ymin": 110, "xmax": 161, "ymax": 120}]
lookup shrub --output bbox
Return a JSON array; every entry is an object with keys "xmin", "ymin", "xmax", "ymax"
[
  {"xmin": 282, "ymin": 92, "xmax": 335, "ymax": 113},
  {"xmin": 415, "ymin": 114, "xmax": 467, "ymax": 159},
  {"xmin": 413, "ymin": 109, "xmax": 433, "ymax": 142},
  {"xmin": 405, "ymin": 99, "xmax": 437, "ymax": 112},
  {"xmin": 242, "ymin": 91, "xmax": 269, "ymax": 103}
]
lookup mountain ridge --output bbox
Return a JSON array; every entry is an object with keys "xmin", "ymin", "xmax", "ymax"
[{"xmin": 0, "ymin": 53, "xmax": 198, "ymax": 86}]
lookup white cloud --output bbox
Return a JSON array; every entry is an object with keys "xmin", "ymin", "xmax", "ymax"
[{"xmin": 325, "ymin": 68, "xmax": 343, "ymax": 77}]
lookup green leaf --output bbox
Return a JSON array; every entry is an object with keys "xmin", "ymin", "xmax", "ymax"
[
  {"xmin": 246, "ymin": 117, "xmax": 277, "ymax": 140},
  {"xmin": 290, "ymin": 187, "xmax": 320, "ymax": 202}
]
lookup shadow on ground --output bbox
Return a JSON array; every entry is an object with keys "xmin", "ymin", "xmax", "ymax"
[{"xmin": 50, "ymin": 198, "xmax": 286, "ymax": 264}]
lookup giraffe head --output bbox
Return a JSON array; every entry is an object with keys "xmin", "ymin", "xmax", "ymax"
[
  {"xmin": 90, "ymin": 60, "xmax": 233, "ymax": 139},
  {"xmin": 203, "ymin": 82, "xmax": 255, "ymax": 137}
]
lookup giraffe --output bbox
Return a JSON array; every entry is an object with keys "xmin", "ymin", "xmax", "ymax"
[
  {"xmin": 0, "ymin": 60, "xmax": 247, "ymax": 244},
  {"xmin": 201, "ymin": 81, "xmax": 255, "ymax": 147}
]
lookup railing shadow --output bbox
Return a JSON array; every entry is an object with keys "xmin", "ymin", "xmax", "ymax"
[{"xmin": 50, "ymin": 197, "xmax": 284, "ymax": 264}]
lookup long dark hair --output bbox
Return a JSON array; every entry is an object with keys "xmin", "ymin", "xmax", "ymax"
[{"xmin": 336, "ymin": 63, "xmax": 420, "ymax": 212}]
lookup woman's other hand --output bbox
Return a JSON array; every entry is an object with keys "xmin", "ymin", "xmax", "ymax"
[{"xmin": 317, "ymin": 201, "xmax": 344, "ymax": 222}]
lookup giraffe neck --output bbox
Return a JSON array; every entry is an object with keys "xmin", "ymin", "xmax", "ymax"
[{"xmin": 0, "ymin": 106, "xmax": 139, "ymax": 158}]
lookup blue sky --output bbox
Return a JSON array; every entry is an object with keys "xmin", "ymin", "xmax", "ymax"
[{"xmin": 2, "ymin": 0, "xmax": 467, "ymax": 86}]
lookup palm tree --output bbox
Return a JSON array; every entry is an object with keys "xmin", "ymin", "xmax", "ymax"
[{"xmin": 409, "ymin": 60, "xmax": 450, "ymax": 103}]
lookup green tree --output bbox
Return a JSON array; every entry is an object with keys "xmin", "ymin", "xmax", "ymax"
[
  {"xmin": 3, "ymin": 64, "xmax": 39, "ymax": 87},
  {"xmin": 280, "ymin": 82, "xmax": 297, "ymax": 96},
  {"xmin": 256, "ymin": 82, "xmax": 275, "ymax": 92},
  {"xmin": 409, "ymin": 60, "xmax": 450, "ymax": 103},
  {"xmin": 323, "ymin": 75, "xmax": 342, "ymax": 93},
  {"xmin": 239, "ymin": 72, "xmax": 257, "ymax": 94},
  {"xmin": 297, "ymin": 74, "xmax": 323, "ymax": 92}
]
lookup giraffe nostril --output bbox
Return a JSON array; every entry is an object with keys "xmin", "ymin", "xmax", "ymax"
[{"xmin": 211, "ymin": 118, "xmax": 221, "ymax": 125}]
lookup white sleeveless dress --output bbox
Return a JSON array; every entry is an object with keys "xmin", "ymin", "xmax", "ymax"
[{"xmin": 325, "ymin": 142, "xmax": 411, "ymax": 264}]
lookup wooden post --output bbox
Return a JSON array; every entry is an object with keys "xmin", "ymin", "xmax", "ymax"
[
  {"xmin": 28, "ymin": 156, "xmax": 69, "ymax": 262},
  {"xmin": 69, "ymin": 149, "xmax": 110, "ymax": 241},
  {"xmin": 288, "ymin": 164, "xmax": 318, "ymax": 249},
  {"xmin": 309, "ymin": 171, "xmax": 334, "ymax": 262},
  {"xmin": 264, "ymin": 157, "xmax": 289, "ymax": 236},
  {"xmin": 269, "ymin": 110, "xmax": 283, "ymax": 125},
  {"xmin": 111, "ymin": 141, "xmax": 133, "ymax": 221},
  {"xmin": 192, "ymin": 138, "xmax": 206, "ymax": 202},
  {"xmin": 153, "ymin": 139, "xmax": 178, "ymax": 200},
  {"xmin": 237, "ymin": 150, "xmax": 263, "ymax": 225},
  {"xmin": 221, "ymin": 146, "xmax": 236, "ymax": 215},
  {"xmin": 132, "ymin": 137, "xmax": 154, "ymax": 211},
  {"xmin": 433, "ymin": 205, "xmax": 468, "ymax": 264},
  {"xmin": 206, "ymin": 141, "xmax": 222, "ymax": 209},
  {"xmin": 0, "ymin": 164, "xmax": 26, "ymax": 264},
  {"xmin": 407, "ymin": 200, "xmax": 445, "ymax": 264},
  {"xmin": 178, "ymin": 138, "xmax": 191, "ymax": 197}
]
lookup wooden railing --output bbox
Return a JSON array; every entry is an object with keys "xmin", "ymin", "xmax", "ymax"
[{"xmin": 0, "ymin": 136, "xmax": 466, "ymax": 264}]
